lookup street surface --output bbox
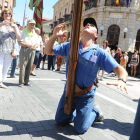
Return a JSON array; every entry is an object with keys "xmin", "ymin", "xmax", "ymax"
[{"xmin": 0, "ymin": 64, "xmax": 139, "ymax": 140}]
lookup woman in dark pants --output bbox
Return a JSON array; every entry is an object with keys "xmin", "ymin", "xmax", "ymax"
[
  {"xmin": 37, "ymin": 35, "xmax": 48, "ymax": 69},
  {"xmin": 48, "ymin": 55, "xmax": 56, "ymax": 71},
  {"xmin": 129, "ymin": 99, "xmax": 140, "ymax": 140}
]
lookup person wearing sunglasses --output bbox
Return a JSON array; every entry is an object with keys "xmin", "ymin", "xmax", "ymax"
[{"xmin": 0, "ymin": 8, "xmax": 20, "ymax": 89}]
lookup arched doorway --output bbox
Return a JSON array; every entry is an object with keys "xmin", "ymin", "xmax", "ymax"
[
  {"xmin": 135, "ymin": 29, "xmax": 140, "ymax": 52},
  {"xmin": 107, "ymin": 25, "xmax": 120, "ymax": 50}
]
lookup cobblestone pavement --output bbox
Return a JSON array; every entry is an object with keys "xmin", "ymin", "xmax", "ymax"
[{"xmin": 0, "ymin": 65, "xmax": 139, "ymax": 140}]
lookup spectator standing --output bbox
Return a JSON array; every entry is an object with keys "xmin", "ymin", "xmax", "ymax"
[
  {"xmin": 111, "ymin": 50, "xmax": 115, "ymax": 57},
  {"xmin": 130, "ymin": 50, "xmax": 139, "ymax": 77},
  {"xmin": 124, "ymin": 51, "xmax": 129, "ymax": 65},
  {"xmin": 10, "ymin": 22, "xmax": 21, "ymax": 78},
  {"xmin": 47, "ymin": 40, "xmax": 58, "ymax": 71},
  {"xmin": 30, "ymin": 28, "xmax": 43, "ymax": 76},
  {"xmin": 120, "ymin": 53, "xmax": 127, "ymax": 70},
  {"xmin": 56, "ymin": 35, "xmax": 66, "ymax": 71},
  {"xmin": 0, "ymin": 8, "xmax": 20, "ymax": 89},
  {"xmin": 114, "ymin": 48, "xmax": 121, "ymax": 64},
  {"xmin": 98, "ymin": 40, "xmax": 110, "ymax": 80},
  {"xmin": 37, "ymin": 35, "xmax": 48, "ymax": 69},
  {"xmin": 18, "ymin": 19, "xmax": 38, "ymax": 87}
]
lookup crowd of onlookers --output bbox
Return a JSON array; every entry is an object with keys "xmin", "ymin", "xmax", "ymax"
[
  {"xmin": 98, "ymin": 40, "xmax": 139, "ymax": 80},
  {"xmin": 0, "ymin": 8, "xmax": 139, "ymax": 89},
  {"xmin": 0, "ymin": 8, "xmax": 69, "ymax": 89}
]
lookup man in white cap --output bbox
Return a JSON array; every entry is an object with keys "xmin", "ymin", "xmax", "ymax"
[{"xmin": 18, "ymin": 19, "xmax": 38, "ymax": 87}]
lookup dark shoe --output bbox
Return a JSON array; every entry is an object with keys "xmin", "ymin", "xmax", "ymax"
[
  {"xmin": 24, "ymin": 83, "xmax": 32, "ymax": 87},
  {"xmin": 94, "ymin": 104, "xmax": 104, "ymax": 122},
  {"xmin": 56, "ymin": 69, "xmax": 60, "ymax": 71},
  {"xmin": 10, "ymin": 75, "xmax": 17, "ymax": 78},
  {"xmin": 19, "ymin": 84, "xmax": 24, "ymax": 87},
  {"xmin": 30, "ymin": 72, "xmax": 36, "ymax": 76}
]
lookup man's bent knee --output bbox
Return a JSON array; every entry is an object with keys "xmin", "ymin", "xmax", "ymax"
[{"xmin": 74, "ymin": 126, "xmax": 88, "ymax": 134}]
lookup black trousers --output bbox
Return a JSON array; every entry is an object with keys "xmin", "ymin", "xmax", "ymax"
[{"xmin": 48, "ymin": 55, "xmax": 56, "ymax": 70}]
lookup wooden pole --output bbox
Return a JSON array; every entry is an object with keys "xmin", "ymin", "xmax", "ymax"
[{"xmin": 64, "ymin": 0, "xmax": 84, "ymax": 114}]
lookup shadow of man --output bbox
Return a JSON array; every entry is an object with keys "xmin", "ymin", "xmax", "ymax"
[{"xmin": 0, "ymin": 119, "xmax": 78, "ymax": 139}]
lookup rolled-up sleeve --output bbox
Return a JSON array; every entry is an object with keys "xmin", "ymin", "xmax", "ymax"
[{"xmin": 53, "ymin": 42, "xmax": 70, "ymax": 57}]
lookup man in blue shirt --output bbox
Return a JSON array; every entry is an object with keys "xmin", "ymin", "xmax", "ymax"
[{"xmin": 45, "ymin": 17, "xmax": 128, "ymax": 134}]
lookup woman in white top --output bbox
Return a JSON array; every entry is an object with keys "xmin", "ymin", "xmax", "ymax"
[
  {"xmin": 124, "ymin": 52, "xmax": 129, "ymax": 64},
  {"xmin": 30, "ymin": 28, "xmax": 43, "ymax": 76},
  {"xmin": 98, "ymin": 40, "xmax": 110, "ymax": 80},
  {"xmin": 0, "ymin": 8, "xmax": 20, "ymax": 89}
]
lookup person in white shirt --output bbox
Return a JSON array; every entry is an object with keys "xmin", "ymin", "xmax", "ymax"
[
  {"xmin": 98, "ymin": 40, "xmax": 110, "ymax": 80},
  {"xmin": 0, "ymin": 8, "xmax": 20, "ymax": 89},
  {"xmin": 18, "ymin": 19, "xmax": 38, "ymax": 87},
  {"xmin": 30, "ymin": 28, "xmax": 43, "ymax": 76}
]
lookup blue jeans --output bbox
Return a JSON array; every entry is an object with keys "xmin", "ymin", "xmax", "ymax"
[
  {"xmin": 130, "ymin": 99, "xmax": 140, "ymax": 140},
  {"xmin": 33, "ymin": 51, "xmax": 40, "ymax": 65},
  {"xmin": 10, "ymin": 55, "xmax": 19, "ymax": 76},
  {"xmin": 48, "ymin": 55, "xmax": 56, "ymax": 70},
  {"xmin": 55, "ymin": 92, "xmax": 99, "ymax": 134}
]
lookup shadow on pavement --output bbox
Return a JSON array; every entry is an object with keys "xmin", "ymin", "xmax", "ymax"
[
  {"xmin": 3, "ymin": 82, "xmax": 19, "ymax": 87},
  {"xmin": 0, "ymin": 119, "xmax": 77, "ymax": 139},
  {"xmin": 133, "ymin": 99, "xmax": 139, "ymax": 102},
  {"xmin": 93, "ymin": 119, "xmax": 133, "ymax": 136}
]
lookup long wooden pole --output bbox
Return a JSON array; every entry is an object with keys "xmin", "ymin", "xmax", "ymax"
[{"xmin": 64, "ymin": 0, "xmax": 84, "ymax": 114}]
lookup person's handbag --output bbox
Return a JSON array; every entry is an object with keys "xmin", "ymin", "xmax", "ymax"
[{"xmin": 11, "ymin": 48, "xmax": 17, "ymax": 58}]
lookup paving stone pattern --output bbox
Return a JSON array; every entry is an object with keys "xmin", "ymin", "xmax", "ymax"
[{"xmin": 0, "ymin": 65, "xmax": 138, "ymax": 140}]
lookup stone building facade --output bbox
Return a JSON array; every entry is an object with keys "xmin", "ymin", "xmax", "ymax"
[
  {"xmin": 0, "ymin": 0, "xmax": 16, "ymax": 13},
  {"xmin": 51, "ymin": 0, "xmax": 140, "ymax": 52},
  {"xmin": 42, "ymin": 19, "xmax": 53, "ymax": 37}
]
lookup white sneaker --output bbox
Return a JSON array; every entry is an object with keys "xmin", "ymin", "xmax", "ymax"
[{"xmin": 100, "ymin": 77, "xmax": 103, "ymax": 81}]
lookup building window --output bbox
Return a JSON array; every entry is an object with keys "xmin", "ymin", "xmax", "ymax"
[
  {"xmin": 59, "ymin": 12, "xmax": 61, "ymax": 18},
  {"xmin": 107, "ymin": 25, "xmax": 120, "ymax": 50},
  {"xmin": 4, "ymin": 1, "xmax": 8, "ymax": 8},
  {"xmin": 65, "ymin": 8, "xmax": 67, "ymax": 14},
  {"xmin": 135, "ymin": 29, "xmax": 140, "ymax": 53},
  {"xmin": 71, "ymin": 3, "xmax": 74, "ymax": 11},
  {"xmin": 84, "ymin": 0, "xmax": 98, "ymax": 11}
]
